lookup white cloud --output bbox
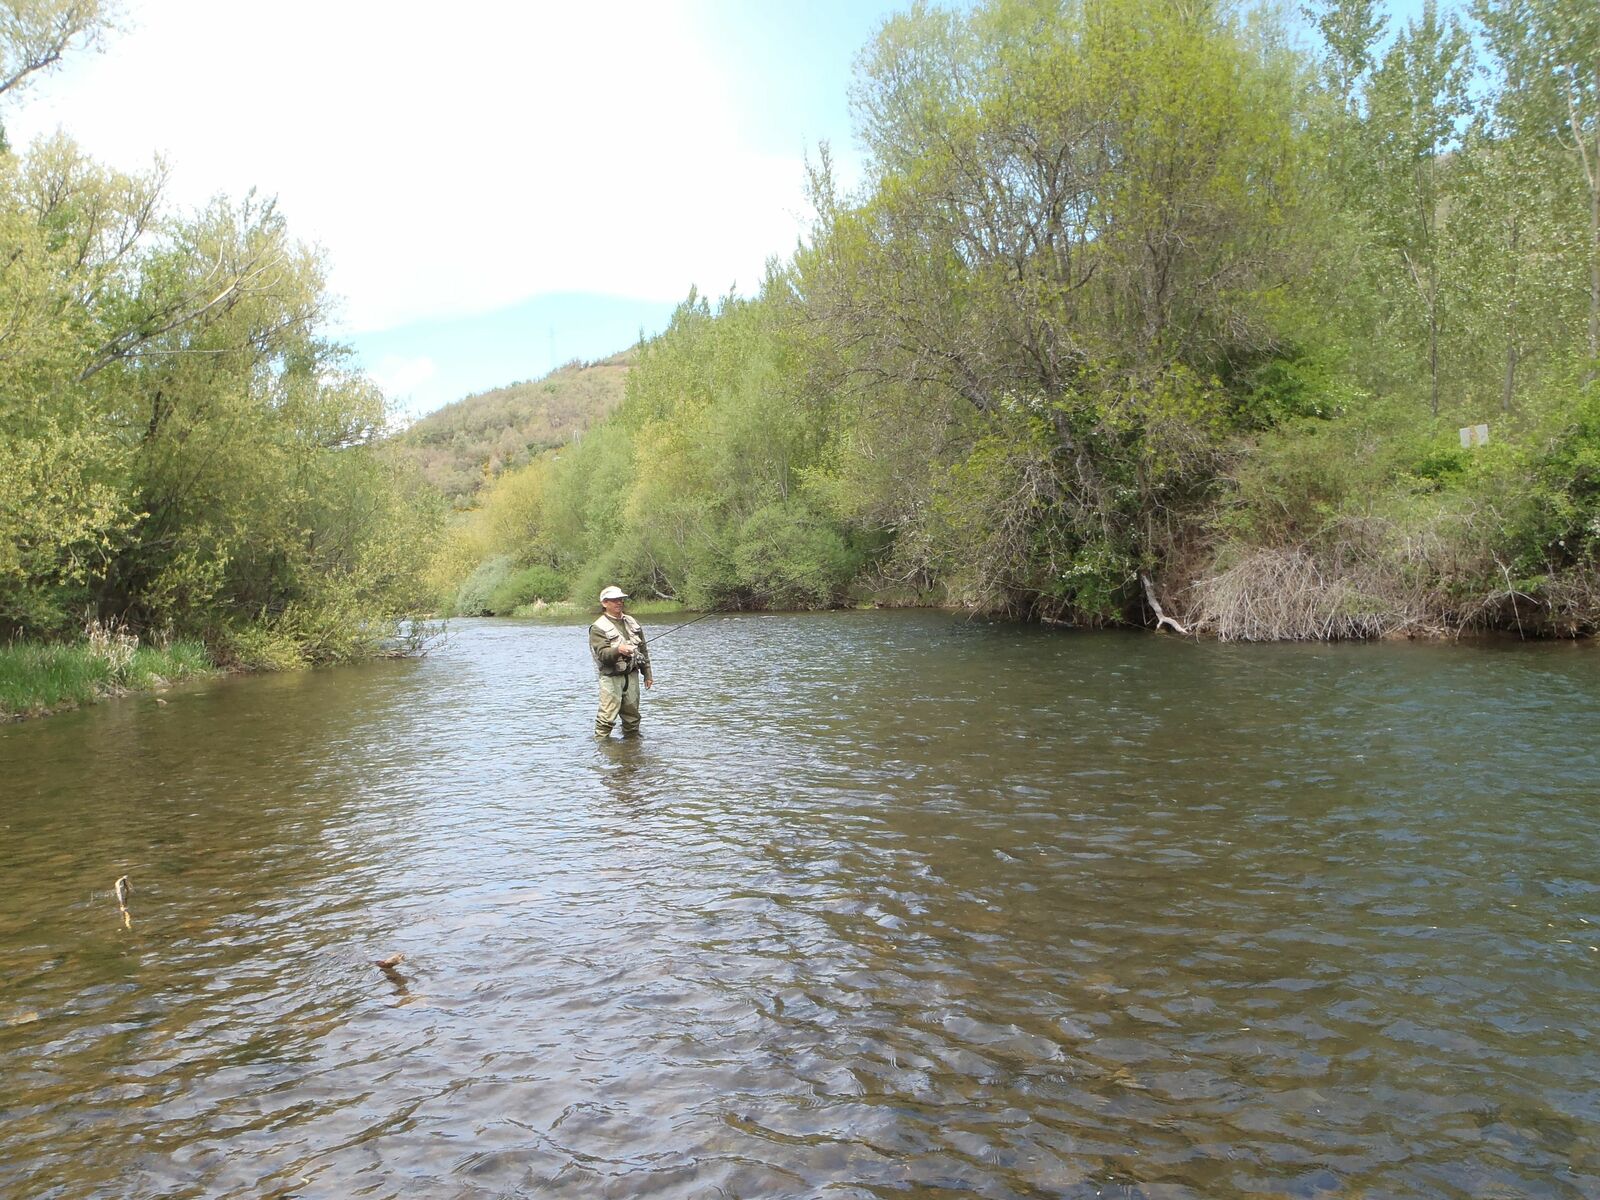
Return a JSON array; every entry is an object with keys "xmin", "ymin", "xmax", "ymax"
[
  {"xmin": 367, "ymin": 353, "xmax": 438, "ymax": 402},
  {"xmin": 5, "ymin": 1, "xmax": 821, "ymax": 333}
]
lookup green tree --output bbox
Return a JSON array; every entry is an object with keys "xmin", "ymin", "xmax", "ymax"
[
  {"xmin": 1361, "ymin": 0, "xmax": 1475, "ymax": 415},
  {"xmin": 801, "ymin": 0, "xmax": 1318, "ymax": 617},
  {"xmin": 1474, "ymin": 0, "xmax": 1600, "ymax": 374},
  {"xmin": 0, "ymin": 136, "xmax": 159, "ymax": 633}
]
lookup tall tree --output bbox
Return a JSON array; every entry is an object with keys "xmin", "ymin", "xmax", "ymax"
[
  {"xmin": 1361, "ymin": 0, "xmax": 1474, "ymax": 415},
  {"xmin": 1475, "ymin": 0, "xmax": 1600, "ymax": 376},
  {"xmin": 1311, "ymin": 0, "xmax": 1384, "ymax": 113}
]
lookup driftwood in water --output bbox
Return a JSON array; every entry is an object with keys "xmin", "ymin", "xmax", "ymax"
[
  {"xmin": 114, "ymin": 875, "xmax": 132, "ymax": 930},
  {"xmin": 1140, "ymin": 573, "xmax": 1189, "ymax": 635}
]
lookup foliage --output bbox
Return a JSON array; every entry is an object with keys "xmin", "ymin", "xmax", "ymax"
[
  {"xmin": 388, "ymin": 351, "xmax": 634, "ymax": 507},
  {"xmin": 451, "ymin": 554, "xmax": 515, "ymax": 617},
  {"xmin": 0, "ymin": 39, "xmax": 441, "ymax": 667},
  {"xmin": 0, "ymin": 620, "xmax": 214, "ymax": 719},
  {"xmin": 9, "ymin": 0, "xmax": 1594, "ymax": 647},
  {"xmin": 729, "ymin": 500, "xmax": 859, "ymax": 610},
  {"xmin": 425, "ymin": 0, "xmax": 1600, "ymax": 638},
  {"xmin": 485, "ymin": 564, "xmax": 567, "ymax": 615}
]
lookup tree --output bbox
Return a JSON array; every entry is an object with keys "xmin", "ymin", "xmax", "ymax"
[
  {"xmin": 1311, "ymin": 0, "xmax": 1385, "ymax": 109},
  {"xmin": 1361, "ymin": 0, "xmax": 1475, "ymax": 415},
  {"xmin": 0, "ymin": 137, "xmax": 157, "ymax": 633},
  {"xmin": 1475, "ymin": 0, "xmax": 1600, "ymax": 375},
  {"xmin": 799, "ymin": 0, "xmax": 1317, "ymax": 617},
  {"xmin": 0, "ymin": 0, "xmax": 109, "ymax": 136}
]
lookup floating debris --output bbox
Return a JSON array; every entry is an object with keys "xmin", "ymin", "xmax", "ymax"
[{"xmin": 114, "ymin": 875, "xmax": 132, "ymax": 930}]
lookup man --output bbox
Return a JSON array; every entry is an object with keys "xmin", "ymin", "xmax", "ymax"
[{"xmin": 589, "ymin": 585, "xmax": 653, "ymax": 737}]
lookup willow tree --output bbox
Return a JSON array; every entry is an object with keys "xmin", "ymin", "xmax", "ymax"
[
  {"xmin": 1, "ymin": 13, "xmax": 440, "ymax": 651},
  {"xmin": 801, "ymin": 0, "xmax": 1319, "ymax": 618},
  {"xmin": 0, "ymin": 138, "xmax": 160, "ymax": 633}
]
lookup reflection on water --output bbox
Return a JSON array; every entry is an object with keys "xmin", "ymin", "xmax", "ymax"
[{"xmin": 1, "ymin": 613, "xmax": 1598, "ymax": 1198}]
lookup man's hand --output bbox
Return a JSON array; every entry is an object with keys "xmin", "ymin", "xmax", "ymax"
[
  {"xmin": 644, "ymin": 678, "xmax": 654, "ymax": 688},
  {"xmin": 616, "ymin": 641, "xmax": 634, "ymax": 656}
]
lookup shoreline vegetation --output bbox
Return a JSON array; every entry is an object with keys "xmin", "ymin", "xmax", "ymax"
[
  {"xmin": 0, "ymin": 623, "xmax": 215, "ymax": 722},
  {"xmin": 1, "ymin": 617, "xmax": 446, "ymax": 722},
  {"xmin": 428, "ymin": 0, "xmax": 1600, "ymax": 643},
  {"xmin": 1, "ymin": 5, "xmax": 441, "ymax": 723},
  {"xmin": 5, "ymin": 0, "xmax": 1600, "ymax": 733}
]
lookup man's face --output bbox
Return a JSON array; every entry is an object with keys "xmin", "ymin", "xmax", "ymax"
[{"xmin": 601, "ymin": 597, "xmax": 624, "ymax": 617}]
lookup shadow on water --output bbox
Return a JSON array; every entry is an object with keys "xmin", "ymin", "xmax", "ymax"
[
  {"xmin": 593, "ymin": 734, "xmax": 660, "ymax": 817},
  {"xmin": 1, "ymin": 613, "xmax": 1597, "ymax": 1198}
]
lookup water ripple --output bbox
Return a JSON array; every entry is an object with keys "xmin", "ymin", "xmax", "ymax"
[{"xmin": 1, "ymin": 613, "xmax": 1597, "ymax": 1197}]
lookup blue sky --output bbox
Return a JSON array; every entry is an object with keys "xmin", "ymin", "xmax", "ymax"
[{"xmin": 7, "ymin": 0, "xmax": 1451, "ymax": 419}]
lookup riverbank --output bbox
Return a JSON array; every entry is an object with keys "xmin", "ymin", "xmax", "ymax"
[{"xmin": 0, "ymin": 636, "xmax": 217, "ymax": 723}]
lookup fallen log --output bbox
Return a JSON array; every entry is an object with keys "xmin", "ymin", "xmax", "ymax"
[{"xmin": 1140, "ymin": 572, "xmax": 1189, "ymax": 635}]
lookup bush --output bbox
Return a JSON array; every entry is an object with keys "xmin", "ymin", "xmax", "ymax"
[
  {"xmin": 730, "ymin": 501, "xmax": 858, "ymax": 608},
  {"xmin": 209, "ymin": 623, "xmax": 308, "ymax": 671},
  {"xmin": 485, "ymin": 564, "xmax": 568, "ymax": 614},
  {"xmin": 566, "ymin": 537, "xmax": 665, "ymax": 608},
  {"xmin": 1231, "ymin": 353, "xmax": 1357, "ymax": 430},
  {"xmin": 451, "ymin": 555, "xmax": 515, "ymax": 616}
]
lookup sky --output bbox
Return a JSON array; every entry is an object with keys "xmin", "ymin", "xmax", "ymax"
[{"xmin": 5, "ymin": 0, "xmax": 906, "ymax": 416}]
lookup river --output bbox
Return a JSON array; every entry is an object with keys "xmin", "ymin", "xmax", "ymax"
[{"xmin": 1, "ymin": 611, "xmax": 1597, "ymax": 1198}]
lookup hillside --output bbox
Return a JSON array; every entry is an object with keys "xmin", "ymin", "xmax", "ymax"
[{"xmin": 389, "ymin": 349, "xmax": 635, "ymax": 506}]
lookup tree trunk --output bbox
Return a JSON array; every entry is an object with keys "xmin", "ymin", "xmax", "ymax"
[
  {"xmin": 1429, "ymin": 295, "xmax": 1440, "ymax": 417},
  {"xmin": 1503, "ymin": 318, "xmax": 1518, "ymax": 413},
  {"xmin": 1585, "ymin": 58, "xmax": 1600, "ymax": 381}
]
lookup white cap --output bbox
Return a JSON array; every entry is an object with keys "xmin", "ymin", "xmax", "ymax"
[{"xmin": 598, "ymin": 585, "xmax": 628, "ymax": 602}]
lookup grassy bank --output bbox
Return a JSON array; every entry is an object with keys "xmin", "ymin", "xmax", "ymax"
[{"xmin": 0, "ymin": 635, "xmax": 217, "ymax": 722}]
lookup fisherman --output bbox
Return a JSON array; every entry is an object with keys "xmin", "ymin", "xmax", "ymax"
[{"xmin": 589, "ymin": 585, "xmax": 653, "ymax": 737}]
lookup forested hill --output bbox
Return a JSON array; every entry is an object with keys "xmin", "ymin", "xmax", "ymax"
[{"xmin": 388, "ymin": 350, "xmax": 635, "ymax": 507}]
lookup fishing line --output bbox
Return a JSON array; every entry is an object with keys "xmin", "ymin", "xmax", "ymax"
[{"xmin": 645, "ymin": 608, "xmax": 724, "ymax": 643}]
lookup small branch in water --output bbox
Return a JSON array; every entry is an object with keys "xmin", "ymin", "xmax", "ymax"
[
  {"xmin": 114, "ymin": 874, "xmax": 132, "ymax": 930},
  {"xmin": 1140, "ymin": 573, "xmax": 1189, "ymax": 636}
]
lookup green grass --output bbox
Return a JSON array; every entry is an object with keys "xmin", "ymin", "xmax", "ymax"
[{"xmin": 0, "ymin": 639, "xmax": 217, "ymax": 720}]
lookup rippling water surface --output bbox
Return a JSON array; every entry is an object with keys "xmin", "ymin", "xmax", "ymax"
[{"xmin": 1, "ymin": 612, "xmax": 1598, "ymax": 1198}]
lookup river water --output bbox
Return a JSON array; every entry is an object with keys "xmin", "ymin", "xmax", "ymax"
[{"xmin": 1, "ymin": 611, "xmax": 1596, "ymax": 1199}]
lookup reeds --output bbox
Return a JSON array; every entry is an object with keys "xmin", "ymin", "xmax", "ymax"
[{"xmin": 0, "ymin": 621, "xmax": 215, "ymax": 719}]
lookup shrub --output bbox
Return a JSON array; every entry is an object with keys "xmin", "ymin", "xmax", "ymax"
[
  {"xmin": 485, "ymin": 564, "xmax": 568, "ymax": 614},
  {"xmin": 451, "ymin": 555, "xmax": 515, "ymax": 616},
  {"xmin": 209, "ymin": 623, "xmax": 307, "ymax": 671},
  {"xmin": 1231, "ymin": 353, "xmax": 1357, "ymax": 430},
  {"xmin": 730, "ymin": 500, "xmax": 858, "ymax": 608}
]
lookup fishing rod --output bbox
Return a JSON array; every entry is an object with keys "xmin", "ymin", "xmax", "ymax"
[{"xmin": 646, "ymin": 608, "xmax": 725, "ymax": 643}]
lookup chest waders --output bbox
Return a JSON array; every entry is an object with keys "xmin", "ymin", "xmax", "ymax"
[{"xmin": 592, "ymin": 614, "xmax": 647, "ymax": 737}]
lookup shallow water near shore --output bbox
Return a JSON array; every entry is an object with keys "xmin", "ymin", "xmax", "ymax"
[{"xmin": 1, "ymin": 611, "xmax": 1597, "ymax": 1198}]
